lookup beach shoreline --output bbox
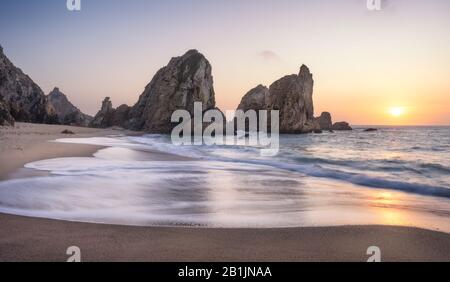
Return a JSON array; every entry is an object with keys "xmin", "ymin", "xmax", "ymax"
[
  {"xmin": 1, "ymin": 212, "xmax": 449, "ymax": 262},
  {"xmin": 0, "ymin": 123, "xmax": 449, "ymax": 262},
  {"xmin": 0, "ymin": 123, "xmax": 122, "ymax": 180}
]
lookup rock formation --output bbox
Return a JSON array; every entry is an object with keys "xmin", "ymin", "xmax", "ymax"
[
  {"xmin": 315, "ymin": 112, "xmax": 333, "ymax": 130},
  {"xmin": 237, "ymin": 65, "xmax": 319, "ymax": 133},
  {"xmin": 236, "ymin": 65, "xmax": 355, "ymax": 134},
  {"xmin": 90, "ymin": 97, "xmax": 131, "ymax": 128},
  {"xmin": 128, "ymin": 49, "xmax": 217, "ymax": 133},
  {"xmin": 0, "ymin": 44, "xmax": 58, "ymax": 124},
  {"xmin": 47, "ymin": 87, "xmax": 92, "ymax": 126},
  {"xmin": 0, "ymin": 96, "xmax": 14, "ymax": 126},
  {"xmin": 332, "ymin": 121, "xmax": 353, "ymax": 131},
  {"xmin": 266, "ymin": 65, "xmax": 316, "ymax": 133},
  {"xmin": 237, "ymin": 85, "xmax": 269, "ymax": 112}
]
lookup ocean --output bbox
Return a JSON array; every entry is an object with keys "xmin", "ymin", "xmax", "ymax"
[{"xmin": 0, "ymin": 126, "xmax": 449, "ymax": 231}]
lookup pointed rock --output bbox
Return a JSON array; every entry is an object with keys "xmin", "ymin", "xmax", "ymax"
[
  {"xmin": 90, "ymin": 97, "xmax": 131, "ymax": 128},
  {"xmin": 47, "ymin": 87, "xmax": 92, "ymax": 126},
  {"xmin": 238, "ymin": 64, "xmax": 318, "ymax": 133}
]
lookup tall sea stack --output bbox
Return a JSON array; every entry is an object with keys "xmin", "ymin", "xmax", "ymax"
[
  {"xmin": 237, "ymin": 65, "xmax": 319, "ymax": 133},
  {"xmin": 128, "ymin": 49, "xmax": 217, "ymax": 133}
]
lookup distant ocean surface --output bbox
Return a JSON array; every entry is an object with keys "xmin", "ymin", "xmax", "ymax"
[{"xmin": 0, "ymin": 126, "xmax": 449, "ymax": 232}]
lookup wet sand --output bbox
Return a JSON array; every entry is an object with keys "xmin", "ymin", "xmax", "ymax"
[
  {"xmin": 1, "ymin": 213, "xmax": 449, "ymax": 262},
  {"xmin": 0, "ymin": 123, "xmax": 449, "ymax": 262}
]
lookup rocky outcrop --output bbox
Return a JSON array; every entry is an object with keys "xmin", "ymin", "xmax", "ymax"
[
  {"xmin": 332, "ymin": 121, "xmax": 352, "ymax": 131},
  {"xmin": 128, "ymin": 49, "xmax": 217, "ymax": 133},
  {"xmin": 315, "ymin": 112, "xmax": 333, "ymax": 130},
  {"xmin": 0, "ymin": 44, "xmax": 57, "ymax": 124},
  {"xmin": 90, "ymin": 97, "xmax": 113, "ymax": 128},
  {"xmin": 237, "ymin": 85, "xmax": 269, "ymax": 112},
  {"xmin": 90, "ymin": 97, "xmax": 131, "ymax": 128},
  {"xmin": 47, "ymin": 87, "xmax": 92, "ymax": 126},
  {"xmin": 236, "ymin": 65, "xmax": 356, "ymax": 134},
  {"xmin": 0, "ymin": 96, "xmax": 14, "ymax": 126},
  {"xmin": 111, "ymin": 104, "xmax": 131, "ymax": 128},
  {"xmin": 266, "ymin": 65, "xmax": 316, "ymax": 133},
  {"xmin": 237, "ymin": 65, "xmax": 318, "ymax": 133}
]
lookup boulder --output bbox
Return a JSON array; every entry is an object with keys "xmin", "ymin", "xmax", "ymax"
[
  {"xmin": 315, "ymin": 112, "xmax": 333, "ymax": 130},
  {"xmin": 61, "ymin": 129, "xmax": 75, "ymax": 134},
  {"xmin": 332, "ymin": 122, "xmax": 353, "ymax": 131}
]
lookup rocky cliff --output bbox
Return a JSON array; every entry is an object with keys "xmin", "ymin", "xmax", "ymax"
[
  {"xmin": 0, "ymin": 45, "xmax": 58, "ymax": 124},
  {"xmin": 0, "ymin": 95, "xmax": 14, "ymax": 126},
  {"xmin": 128, "ymin": 49, "xmax": 217, "ymax": 133},
  {"xmin": 47, "ymin": 87, "xmax": 92, "ymax": 126}
]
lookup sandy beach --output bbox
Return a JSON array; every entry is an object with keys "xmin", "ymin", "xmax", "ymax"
[{"xmin": 0, "ymin": 123, "xmax": 449, "ymax": 262}]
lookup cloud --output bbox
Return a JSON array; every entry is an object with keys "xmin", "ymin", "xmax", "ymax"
[{"xmin": 259, "ymin": 50, "xmax": 281, "ymax": 61}]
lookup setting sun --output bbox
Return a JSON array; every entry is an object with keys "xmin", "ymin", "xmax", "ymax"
[{"xmin": 389, "ymin": 107, "xmax": 406, "ymax": 117}]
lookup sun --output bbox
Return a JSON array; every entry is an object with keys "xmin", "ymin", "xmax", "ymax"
[{"xmin": 389, "ymin": 107, "xmax": 406, "ymax": 117}]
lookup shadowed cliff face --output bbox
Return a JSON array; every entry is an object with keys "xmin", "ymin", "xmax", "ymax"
[
  {"xmin": 47, "ymin": 87, "xmax": 92, "ymax": 127},
  {"xmin": 0, "ymin": 95, "xmax": 14, "ymax": 126},
  {"xmin": 128, "ymin": 49, "xmax": 217, "ymax": 133},
  {"xmin": 0, "ymin": 45, "xmax": 57, "ymax": 125}
]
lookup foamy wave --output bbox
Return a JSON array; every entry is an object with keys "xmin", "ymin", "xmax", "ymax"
[
  {"xmin": 218, "ymin": 158, "xmax": 450, "ymax": 198},
  {"xmin": 52, "ymin": 135, "xmax": 450, "ymax": 198}
]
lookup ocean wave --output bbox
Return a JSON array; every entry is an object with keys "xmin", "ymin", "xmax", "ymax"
[
  {"xmin": 419, "ymin": 163, "xmax": 450, "ymax": 173},
  {"xmin": 53, "ymin": 135, "xmax": 450, "ymax": 199},
  {"xmin": 215, "ymin": 158, "xmax": 450, "ymax": 198}
]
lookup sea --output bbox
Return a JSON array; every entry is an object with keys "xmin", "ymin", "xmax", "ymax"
[{"xmin": 0, "ymin": 126, "xmax": 449, "ymax": 232}]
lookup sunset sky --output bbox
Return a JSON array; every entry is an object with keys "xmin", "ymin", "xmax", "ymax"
[{"xmin": 0, "ymin": 0, "xmax": 449, "ymax": 125}]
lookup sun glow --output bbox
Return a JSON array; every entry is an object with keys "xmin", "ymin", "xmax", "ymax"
[{"xmin": 389, "ymin": 107, "xmax": 406, "ymax": 117}]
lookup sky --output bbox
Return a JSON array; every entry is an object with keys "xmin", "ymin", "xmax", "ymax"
[{"xmin": 0, "ymin": 0, "xmax": 449, "ymax": 125}]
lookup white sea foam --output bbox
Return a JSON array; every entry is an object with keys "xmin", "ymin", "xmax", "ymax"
[{"xmin": 1, "ymin": 127, "xmax": 449, "ymax": 231}]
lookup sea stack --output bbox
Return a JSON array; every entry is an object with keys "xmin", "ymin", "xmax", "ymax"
[
  {"xmin": 0, "ymin": 44, "xmax": 58, "ymax": 125},
  {"xmin": 237, "ymin": 65, "xmax": 320, "ymax": 133},
  {"xmin": 47, "ymin": 87, "xmax": 92, "ymax": 127},
  {"xmin": 128, "ymin": 49, "xmax": 218, "ymax": 133},
  {"xmin": 315, "ymin": 112, "xmax": 333, "ymax": 131},
  {"xmin": 90, "ymin": 97, "xmax": 131, "ymax": 128}
]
